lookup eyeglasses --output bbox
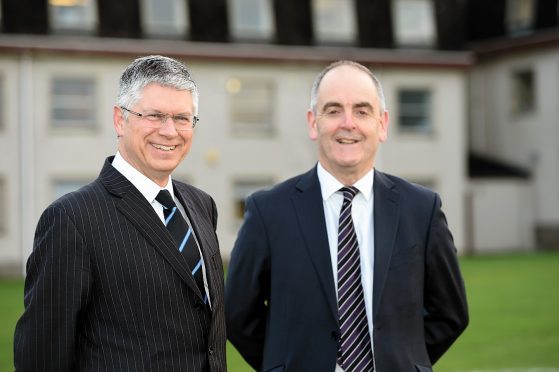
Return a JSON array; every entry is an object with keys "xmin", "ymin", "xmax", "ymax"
[
  {"xmin": 120, "ymin": 106, "xmax": 199, "ymax": 131},
  {"xmin": 317, "ymin": 106, "xmax": 377, "ymax": 125}
]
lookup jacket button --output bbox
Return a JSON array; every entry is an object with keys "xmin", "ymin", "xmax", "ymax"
[{"xmin": 208, "ymin": 346, "xmax": 214, "ymax": 355}]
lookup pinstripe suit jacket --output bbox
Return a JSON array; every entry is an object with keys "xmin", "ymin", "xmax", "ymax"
[{"xmin": 14, "ymin": 157, "xmax": 226, "ymax": 372}]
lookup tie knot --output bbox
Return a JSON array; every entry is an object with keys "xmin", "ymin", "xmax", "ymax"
[
  {"xmin": 340, "ymin": 186, "xmax": 359, "ymax": 201},
  {"xmin": 156, "ymin": 189, "xmax": 176, "ymax": 210}
]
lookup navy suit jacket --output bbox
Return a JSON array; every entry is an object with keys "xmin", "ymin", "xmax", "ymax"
[
  {"xmin": 225, "ymin": 166, "xmax": 468, "ymax": 372},
  {"xmin": 14, "ymin": 157, "xmax": 226, "ymax": 371}
]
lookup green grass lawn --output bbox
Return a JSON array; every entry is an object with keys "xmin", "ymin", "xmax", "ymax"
[{"xmin": 2, "ymin": 252, "xmax": 558, "ymax": 372}]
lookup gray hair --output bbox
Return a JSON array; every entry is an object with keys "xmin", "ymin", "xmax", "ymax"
[
  {"xmin": 310, "ymin": 60, "xmax": 386, "ymax": 114},
  {"xmin": 116, "ymin": 55, "xmax": 199, "ymax": 117}
]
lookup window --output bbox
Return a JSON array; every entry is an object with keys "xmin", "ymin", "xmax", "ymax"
[
  {"xmin": 312, "ymin": 0, "xmax": 356, "ymax": 44},
  {"xmin": 506, "ymin": 0, "xmax": 535, "ymax": 35},
  {"xmin": 227, "ymin": 77, "xmax": 276, "ymax": 137},
  {"xmin": 52, "ymin": 179, "xmax": 90, "ymax": 200},
  {"xmin": 229, "ymin": 0, "xmax": 274, "ymax": 40},
  {"xmin": 393, "ymin": 0, "xmax": 436, "ymax": 47},
  {"xmin": 141, "ymin": 0, "xmax": 189, "ymax": 38},
  {"xmin": 511, "ymin": 69, "xmax": 535, "ymax": 115},
  {"xmin": 233, "ymin": 179, "xmax": 274, "ymax": 226},
  {"xmin": 51, "ymin": 77, "xmax": 96, "ymax": 129},
  {"xmin": 49, "ymin": 0, "xmax": 97, "ymax": 34},
  {"xmin": 397, "ymin": 89, "xmax": 432, "ymax": 134},
  {"xmin": 0, "ymin": 177, "xmax": 5, "ymax": 234}
]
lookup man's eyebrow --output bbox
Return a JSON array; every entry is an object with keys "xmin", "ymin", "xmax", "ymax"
[
  {"xmin": 321, "ymin": 102, "xmax": 343, "ymax": 111},
  {"xmin": 354, "ymin": 102, "xmax": 374, "ymax": 112}
]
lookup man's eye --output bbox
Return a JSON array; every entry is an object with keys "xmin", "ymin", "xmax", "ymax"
[
  {"xmin": 356, "ymin": 110, "xmax": 370, "ymax": 117},
  {"xmin": 146, "ymin": 113, "xmax": 166, "ymax": 121},
  {"xmin": 325, "ymin": 109, "xmax": 341, "ymax": 116},
  {"xmin": 174, "ymin": 116, "xmax": 191, "ymax": 124}
]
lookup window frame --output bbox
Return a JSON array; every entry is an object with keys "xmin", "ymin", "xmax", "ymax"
[
  {"xmin": 312, "ymin": 0, "xmax": 357, "ymax": 45},
  {"xmin": 396, "ymin": 87, "xmax": 433, "ymax": 135},
  {"xmin": 49, "ymin": 76, "xmax": 97, "ymax": 131},
  {"xmin": 506, "ymin": 0, "xmax": 535, "ymax": 35},
  {"xmin": 48, "ymin": 0, "xmax": 98, "ymax": 34},
  {"xmin": 510, "ymin": 68, "xmax": 536, "ymax": 116},
  {"xmin": 140, "ymin": 0, "xmax": 190, "ymax": 38},
  {"xmin": 227, "ymin": 76, "xmax": 277, "ymax": 138},
  {"xmin": 392, "ymin": 0, "xmax": 437, "ymax": 48},
  {"xmin": 231, "ymin": 178, "xmax": 275, "ymax": 229},
  {"xmin": 228, "ymin": 0, "xmax": 274, "ymax": 41}
]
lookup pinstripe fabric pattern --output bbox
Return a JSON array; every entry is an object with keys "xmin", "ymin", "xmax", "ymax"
[{"xmin": 14, "ymin": 157, "xmax": 226, "ymax": 372}]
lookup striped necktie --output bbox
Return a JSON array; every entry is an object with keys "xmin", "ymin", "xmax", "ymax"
[
  {"xmin": 156, "ymin": 189, "xmax": 205, "ymax": 299},
  {"xmin": 337, "ymin": 186, "xmax": 374, "ymax": 371}
]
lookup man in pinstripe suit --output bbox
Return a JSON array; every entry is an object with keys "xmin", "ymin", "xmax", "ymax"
[{"xmin": 14, "ymin": 55, "xmax": 226, "ymax": 371}]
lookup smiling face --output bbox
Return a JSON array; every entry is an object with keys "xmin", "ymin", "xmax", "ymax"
[
  {"xmin": 307, "ymin": 65, "xmax": 389, "ymax": 185},
  {"xmin": 114, "ymin": 83, "xmax": 195, "ymax": 187}
]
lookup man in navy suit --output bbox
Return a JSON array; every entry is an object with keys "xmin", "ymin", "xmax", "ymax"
[
  {"xmin": 225, "ymin": 60, "xmax": 468, "ymax": 371},
  {"xmin": 14, "ymin": 55, "xmax": 226, "ymax": 371}
]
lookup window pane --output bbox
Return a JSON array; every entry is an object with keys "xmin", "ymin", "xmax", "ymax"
[
  {"xmin": 141, "ymin": 0, "xmax": 189, "ymax": 37},
  {"xmin": 393, "ymin": 0, "xmax": 436, "ymax": 47},
  {"xmin": 49, "ymin": 0, "xmax": 97, "ymax": 33},
  {"xmin": 50, "ymin": 77, "xmax": 96, "ymax": 129},
  {"xmin": 230, "ymin": 0, "xmax": 273, "ymax": 40},
  {"xmin": 313, "ymin": 0, "xmax": 356, "ymax": 43},
  {"xmin": 398, "ymin": 89, "xmax": 432, "ymax": 134},
  {"xmin": 228, "ymin": 77, "xmax": 276, "ymax": 137},
  {"xmin": 511, "ymin": 69, "xmax": 535, "ymax": 114},
  {"xmin": 506, "ymin": 0, "xmax": 535, "ymax": 34},
  {"xmin": 233, "ymin": 179, "xmax": 274, "ymax": 222}
]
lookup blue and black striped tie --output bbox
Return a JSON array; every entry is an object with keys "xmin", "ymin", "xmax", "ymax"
[{"xmin": 156, "ymin": 189, "xmax": 205, "ymax": 298}]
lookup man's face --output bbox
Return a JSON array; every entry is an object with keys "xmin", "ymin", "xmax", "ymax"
[
  {"xmin": 114, "ymin": 83, "xmax": 195, "ymax": 187},
  {"xmin": 307, "ymin": 65, "xmax": 389, "ymax": 182}
]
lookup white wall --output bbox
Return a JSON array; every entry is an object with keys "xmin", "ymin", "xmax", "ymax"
[
  {"xmin": 469, "ymin": 47, "xmax": 559, "ymax": 227},
  {"xmin": 469, "ymin": 179, "xmax": 535, "ymax": 252}
]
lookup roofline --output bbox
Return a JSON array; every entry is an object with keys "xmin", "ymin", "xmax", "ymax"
[
  {"xmin": 0, "ymin": 34, "xmax": 474, "ymax": 69},
  {"xmin": 469, "ymin": 28, "xmax": 559, "ymax": 61}
]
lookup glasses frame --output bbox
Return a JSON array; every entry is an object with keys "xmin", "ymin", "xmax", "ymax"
[{"xmin": 120, "ymin": 106, "xmax": 199, "ymax": 131}]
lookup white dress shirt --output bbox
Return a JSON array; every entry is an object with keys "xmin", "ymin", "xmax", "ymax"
[
  {"xmin": 111, "ymin": 152, "xmax": 211, "ymax": 307},
  {"xmin": 317, "ymin": 162, "xmax": 375, "ymax": 371}
]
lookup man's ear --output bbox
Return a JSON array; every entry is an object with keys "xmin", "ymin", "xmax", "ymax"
[
  {"xmin": 378, "ymin": 110, "xmax": 389, "ymax": 143},
  {"xmin": 113, "ymin": 106, "xmax": 125, "ymax": 137},
  {"xmin": 307, "ymin": 109, "xmax": 318, "ymax": 141}
]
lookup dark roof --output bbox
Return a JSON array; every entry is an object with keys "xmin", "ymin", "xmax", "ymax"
[{"xmin": 469, "ymin": 153, "xmax": 531, "ymax": 179}]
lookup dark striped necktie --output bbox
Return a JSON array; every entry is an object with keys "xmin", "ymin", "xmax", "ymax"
[
  {"xmin": 156, "ymin": 189, "xmax": 205, "ymax": 299},
  {"xmin": 337, "ymin": 186, "xmax": 374, "ymax": 371}
]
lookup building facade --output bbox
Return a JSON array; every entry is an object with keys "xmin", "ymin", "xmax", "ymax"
[{"xmin": 0, "ymin": 0, "xmax": 557, "ymax": 276}]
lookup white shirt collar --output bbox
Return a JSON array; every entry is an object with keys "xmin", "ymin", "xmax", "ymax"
[
  {"xmin": 111, "ymin": 151, "xmax": 175, "ymax": 204},
  {"xmin": 316, "ymin": 162, "xmax": 374, "ymax": 201}
]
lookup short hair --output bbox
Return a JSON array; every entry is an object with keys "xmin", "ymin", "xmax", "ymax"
[
  {"xmin": 116, "ymin": 55, "xmax": 199, "ymax": 117},
  {"xmin": 309, "ymin": 60, "xmax": 386, "ymax": 114}
]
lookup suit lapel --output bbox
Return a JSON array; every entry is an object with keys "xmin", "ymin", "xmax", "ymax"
[
  {"xmin": 372, "ymin": 170, "xmax": 400, "ymax": 318},
  {"xmin": 293, "ymin": 167, "xmax": 338, "ymax": 322},
  {"xmin": 98, "ymin": 157, "xmax": 201, "ymax": 297}
]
